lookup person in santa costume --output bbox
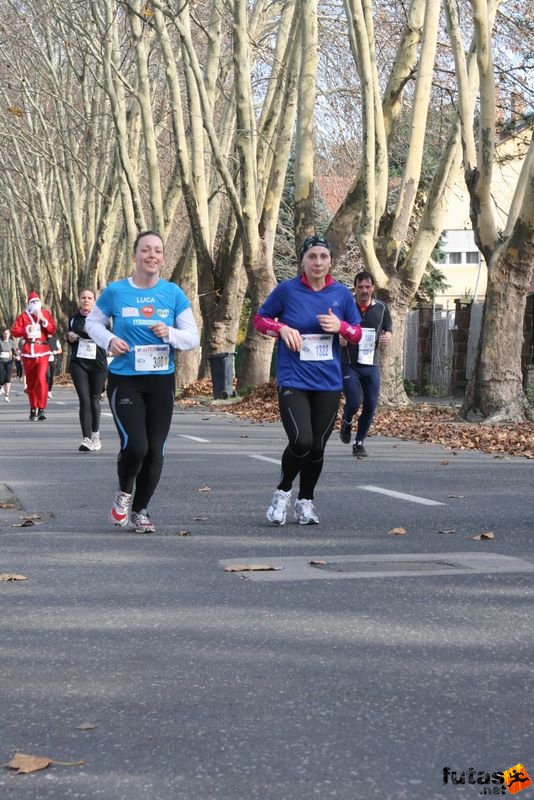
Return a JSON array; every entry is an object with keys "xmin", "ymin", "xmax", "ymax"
[{"xmin": 11, "ymin": 292, "xmax": 57, "ymax": 421}]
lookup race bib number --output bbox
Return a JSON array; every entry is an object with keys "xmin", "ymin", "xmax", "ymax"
[
  {"xmin": 357, "ymin": 327, "xmax": 376, "ymax": 365},
  {"xmin": 299, "ymin": 334, "xmax": 333, "ymax": 362},
  {"xmin": 26, "ymin": 324, "xmax": 41, "ymax": 340},
  {"xmin": 134, "ymin": 344, "xmax": 170, "ymax": 372},
  {"xmin": 77, "ymin": 339, "xmax": 97, "ymax": 360},
  {"xmin": 0, "ymin": 351, "xmax": 10, "ymax": 360}
]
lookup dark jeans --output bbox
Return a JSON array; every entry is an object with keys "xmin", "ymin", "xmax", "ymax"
[{"xmin": 341, "ymin": 363, "xmax": 380, "ymax": 441}]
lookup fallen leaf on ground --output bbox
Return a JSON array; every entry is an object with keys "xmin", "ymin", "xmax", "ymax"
[
  {"xmin": 472, "ymin": 531, "xmax": 495, "ymax": 541},
  {"xmin": 448, "ymin": 494, "xmax": 465, "ymax": 499},
  {"xmin": 19, "ymin": 514, "xmax": 42, "ymax": 520},
  {"xmin": 309, "ymin": 560, "xmax": 328, "ymax": 566},
  {"xmin": 441, "ymin": 459, "xmax": 449, "ymax": 465},
  {"xmin": 0, "ymin": 573, "xmax": 27, "ymax": 581},
  {"xmin": 388, "ymin": 527, "xmax": 407, "ymax": 535},
  {"xmin": 224, "ymin": 564, "xmax": 283, "ymax": 572},
  {"xmin": 198, "ymin": 486, "xmax": 211, "ymax": 493},
  {"xmin": 12, "ymin": 515, "xmax": 42, "ymax": 527},
  {"xmin": 437, "ymin": 529, "xmax": 456, "ymax": 534},
  {"xmin": 177, "ymin": 530, "xmax": 192, "ymax": 536},
  {"xmin": 5, "ymin": 754, "xmax": 52, "ymax": 774},
  {"xmin": 77, "ymin": 723, "xmax": 98, "ymax": 731},
  {"xmin": 193, "ymin": 517, "xmax": 208, "ymax": 521},
  {"xmin": 5, "ymin": 753, "xmax": 84, "ymax": 774},
  {"xmin": 0, "ymin": 501, "xmax": 15, "ymax": 509}
]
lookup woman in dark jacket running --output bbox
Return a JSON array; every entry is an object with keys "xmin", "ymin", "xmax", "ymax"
[{"xmin": 68, "ymin": 289, "xmax": 108, "ymax": 452}]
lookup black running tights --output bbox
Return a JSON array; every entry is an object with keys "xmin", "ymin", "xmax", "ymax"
[
  {"xmin": 107, "ymin": 372, "xmax": 175, "ymax": 512},
  {"xmin": 70, "ymin": 362, "xmax": 107, "ymax": 439},
  {"xmin": 277, "ymin": 386, "xmax": 340, "ymax": 500}
]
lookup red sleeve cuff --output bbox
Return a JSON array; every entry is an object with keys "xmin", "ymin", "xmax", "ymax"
[
  {"xmin": 253, "ymin": 314, "xmax": 284, "ymax": 338},
  {"xmin": 339, "ymin": 321, "xmax": 362, "ymax": 343}
]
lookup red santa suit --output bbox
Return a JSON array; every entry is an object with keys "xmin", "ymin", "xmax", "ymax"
[{"xmin": 12, "ymin": 292, "xmax": 57, "ymax": 415}]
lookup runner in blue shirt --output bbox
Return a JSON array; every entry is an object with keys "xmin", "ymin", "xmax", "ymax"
[
  {"xmin": 86, "ymin": 231, "xmax": 200, "ymax": 533},
  {"xmin": 254, "ymin": 234, "xmax": 362, "ymax": 525}
]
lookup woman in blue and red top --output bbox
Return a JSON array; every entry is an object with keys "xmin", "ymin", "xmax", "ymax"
[
  {"xmin": 12, "ymin": 292, "xmax": 57, "ymax": 421},
  {"xmin": 254, "ymin": 234, "xmax": 362, "ymax": 526}
]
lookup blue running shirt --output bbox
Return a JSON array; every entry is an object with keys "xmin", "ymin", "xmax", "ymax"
[
  {"xmin": 258, "ymin": 277, "xmax": 361, "ymax": 391},
  {"xmin": 96, "ymin": 278, "xmax": 191, "ymax": 376}
]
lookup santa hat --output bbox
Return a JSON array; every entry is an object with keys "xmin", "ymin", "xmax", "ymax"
[{"xmin": 27, "ymin": 292, "xmax": 40, "ymax": 302}]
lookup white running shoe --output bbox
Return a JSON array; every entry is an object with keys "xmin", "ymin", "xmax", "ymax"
[
  {"xmin": 4, "ymin": 396, "xmax": 10, "ymax": 403},
  {"xmin": 295, "ymin": 498, "xmax": 319, "ymax": 525},
  {"xmin": 109, "ymin": 490, "xmax": 132, "ymax": 527},
  {"xmin": 266, "ymin": 489, "xmax": 292, "ymax": 525},
  {"xmin": 130, "ymin": 509, "xmax": 156, "ymax": 534},
  {"xmin": 91, "ymin": 432, "xmax": 102, "ymax": 451},
  {"xmin": 79, "ymin": 437, "xmax": 95, "ymax": 452}
]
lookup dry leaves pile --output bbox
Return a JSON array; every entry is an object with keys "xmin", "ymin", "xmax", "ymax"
[
  {"xmin": 177, "ymin": 378, "xmax": 214, "ymax": 404},
  {"xmin": 371, "ymin": 405, "xmax": 534, "ymax": 459},
  {"xmin": 178, "ymin": 380, "xmax": 534, "ymax": 459}
]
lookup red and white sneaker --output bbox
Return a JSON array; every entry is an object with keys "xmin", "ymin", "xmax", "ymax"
[
  {"xmin": 109, "ymin": 491, "xmax": 132, "ymax": 527},
  {"xmin": 130, "ymin": 509, "xmax": 156, "ymax": 534}
]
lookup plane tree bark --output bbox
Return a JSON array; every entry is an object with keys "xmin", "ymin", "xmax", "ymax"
[{"xmin": 446, "ymin": 0, "xmax": 534, "ymax": 422}]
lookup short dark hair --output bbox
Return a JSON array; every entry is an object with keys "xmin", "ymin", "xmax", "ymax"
[
  {"xmin": 354, "ymin": 271, "xmax": 374, "ymax": 286},
  {"xmin": 133, "ymin": 230, "xmax": 164, "ymax": 254}
]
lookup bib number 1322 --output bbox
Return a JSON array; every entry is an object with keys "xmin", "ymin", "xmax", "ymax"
[{"xmin": 299, "ymin": 334, "xmax": 334, "ymax": 361}]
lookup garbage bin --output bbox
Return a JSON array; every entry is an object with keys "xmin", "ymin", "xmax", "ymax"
[{"xmin": 208, "ymin": 352, "xmax": 236, "ymax": 399}]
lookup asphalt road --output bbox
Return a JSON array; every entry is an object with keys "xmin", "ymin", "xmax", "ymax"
[{"xmin": 1, "ymin": 385, "xmax": 533, "ymax": 800}]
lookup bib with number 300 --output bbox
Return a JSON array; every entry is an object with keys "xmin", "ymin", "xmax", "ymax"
[
  {"xmin": 134, "ymin": 344, "xmax": 170, "ymax": 372},
  {"xmin": 299, "ymin": 334, "xmax": 334, "ymax": 361}
]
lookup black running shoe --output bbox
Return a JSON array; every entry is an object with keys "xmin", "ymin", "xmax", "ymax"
[
  {"xmin": 37, "ymin": 408, "xmax": 47, "ymax": 420},
  {"xmin": 352, "ymin": 441, "xmax": 368, "ymax": 458},
  {"xmin": 29, "ymin": 408, "xmax": 38, "ymax": 421},
  {"xmin": 339, "ymin": 418, "xmax": 352, "ymax": 444}
]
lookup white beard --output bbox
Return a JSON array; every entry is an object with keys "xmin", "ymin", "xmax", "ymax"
[{"xmin": 28, "ymin": 301, "xmax": 41, "ymax": 315}]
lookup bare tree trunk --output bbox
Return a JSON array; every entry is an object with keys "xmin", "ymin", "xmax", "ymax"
[
  {"xmin": 293, "ymin": 0, "xmax": 317, "ymax": 246},
  {"xmin": 461, "ymin": 250, "xmax": 532, "ymax": 422},
  {"xmin": 376, "ymin": 280, "xmax": 414, "ymax": 405},
  {"xmin": 447, "ymin": 0, "xmax": 534, "ymax": 421},
  {"xmin": 174, "ymin": 253, "xmax": 201, "ymax": 390}
]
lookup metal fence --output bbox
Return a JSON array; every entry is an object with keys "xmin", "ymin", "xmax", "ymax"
[{"xmin": 403, "ymin": 305, "xmax": 483, "ymax": 395}]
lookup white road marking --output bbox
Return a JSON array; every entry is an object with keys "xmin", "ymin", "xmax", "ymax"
[
  {"xmin": 248, "ymin": 454, "xmax": 281, "ymax": 465},
  {"xmin": 179, "ymin": 434, "xmax": 210, "ymax": 443},
  {"xmin": 358, "ymin": 484, "xmax": 444, "ymax": 506}
]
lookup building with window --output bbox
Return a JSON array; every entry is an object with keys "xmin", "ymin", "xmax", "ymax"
[{"xmin": 436, "ymin": 116, "xmax": 532, "ymax": 308}]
